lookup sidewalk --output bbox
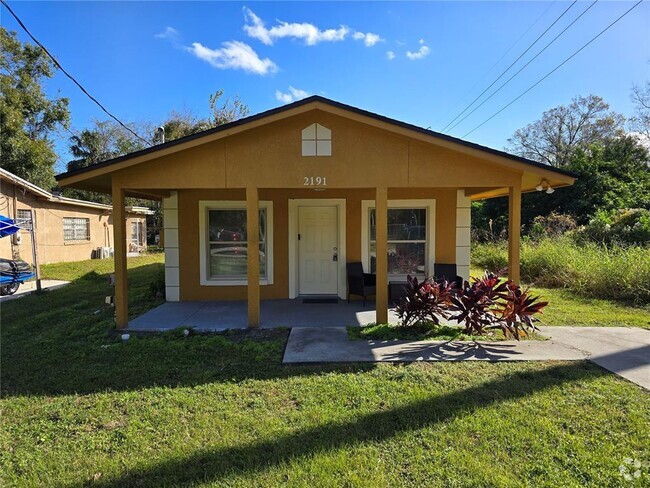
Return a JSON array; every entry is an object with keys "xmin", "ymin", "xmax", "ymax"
[
  {"xmin": 0, "ymin": 280, "xmax": 69, "ymax": 303},
  {"xmin": 283, "ymin": 326, "xmax": 650, "ymax": 390}
]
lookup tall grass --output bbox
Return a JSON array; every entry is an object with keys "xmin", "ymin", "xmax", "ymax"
[{"xmin": 472, "ymin": 237, "xmax": 650, "ymax": 304}]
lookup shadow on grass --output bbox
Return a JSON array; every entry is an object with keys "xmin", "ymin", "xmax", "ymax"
[
  {"xmin": 88, "ymin": 361, "xmax": 608, "ymax": 488},
  {"xmin": 1, "ymin": 262, "xmax": 379, "ymax": 397}
]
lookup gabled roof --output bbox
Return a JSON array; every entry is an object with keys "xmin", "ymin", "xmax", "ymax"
[{"xmin": 55, "ymin": 95, "xmax": 576, "ymax": 183}]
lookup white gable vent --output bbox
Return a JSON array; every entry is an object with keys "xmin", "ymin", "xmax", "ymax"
[{"xmin": 301, "ymin": 123, "xmax": 331, "ymax": 156}]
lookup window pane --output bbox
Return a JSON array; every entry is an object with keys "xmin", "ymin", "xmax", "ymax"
[
  {"xmin": 369, "ymin": 242, "xmax": 426, "ymax": 275},
  {"xmin": 207, "ymin": 208, "xmax": 267, "ymax": 279},
  {"xmin": 209, "ymin": 210, "xmax": 247, "ymax": 242},
  {"xmin": 370, "ymin": 208, "xmax": 426, "ymax": 241}
]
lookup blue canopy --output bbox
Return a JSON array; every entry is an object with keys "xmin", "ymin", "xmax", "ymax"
[{"xmin": 0, "ymin": 215, "xmax": 21, "ymax": 238}]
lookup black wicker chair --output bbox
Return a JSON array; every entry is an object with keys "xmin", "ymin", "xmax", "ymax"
[
  {"xmin": 346, "ymin": 262, "xmax": 376, "ymax": 306},
  {"xmin": 433, "ymin": 263, "xmax": 463, "ymax": 288}
]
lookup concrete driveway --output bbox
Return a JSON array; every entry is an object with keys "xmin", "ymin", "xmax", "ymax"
[{"xmin": 284, "ymin": 326, "xmax": 650, "ymax": 390}]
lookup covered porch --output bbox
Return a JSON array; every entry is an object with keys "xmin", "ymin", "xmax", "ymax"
[{"xmin": 127, "ymin": 299, "xmax": 401, "ymax": 331}]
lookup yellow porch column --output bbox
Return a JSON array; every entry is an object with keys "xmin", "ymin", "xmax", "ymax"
[
  {"xmin": 112, "ymin": 181, "xmax": 128, "ymax": 328},
  {"xmin": 375, "ymin": 187, "xmax": 388, "ymax": 324},
  {"xmin": 508, "ymin": 179, "xmax": 522, "ymax": 284},
  {"xmin": 246, "ymin": 187, "xmax": 260, "ymax": 327}
]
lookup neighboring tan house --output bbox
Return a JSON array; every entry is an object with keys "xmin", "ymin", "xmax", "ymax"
[
  {"xmin": 56, "ymin": 96, "xmax": 575, "ymax": 328},
  {"xmin": 0, "ymin": 168, "xmax": 152, "ymax": 264}
]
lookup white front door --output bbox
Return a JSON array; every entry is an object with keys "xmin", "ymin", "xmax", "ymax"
[{"xmin": 298, "ymin": 206, "xmax": 339, "ymax": 295}]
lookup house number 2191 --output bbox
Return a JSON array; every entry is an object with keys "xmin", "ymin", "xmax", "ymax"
[{"xmin": 303, "ymin": 176, "xmax": 327, "ymax": 186}]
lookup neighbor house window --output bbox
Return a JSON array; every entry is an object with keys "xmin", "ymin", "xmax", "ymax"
[
  {"xmin": 199, "ymin": 201, "xmax": 274, "ymax": 285},
  {"xmin": 301, "ymin": 123, "xmax": 331, "ymax": 156},
  {"xmin": 16, "ymin": 209, "xmax": 32, "ymax": 229},
  {"xmin": 131, "ymin": 220, "xmax": 145, "ymax": 246},
  {"xmin": 63, "ymin": 217, "xmax": 90, "ymax": 242},
  {"xmin": 362, "ymin": 200, "xmax": 435, "ymax": 277}
]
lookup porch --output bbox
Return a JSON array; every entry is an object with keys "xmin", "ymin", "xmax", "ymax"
[{"xmin": 127, "ymin": 299, "xmax": 401, "ymax": 331}]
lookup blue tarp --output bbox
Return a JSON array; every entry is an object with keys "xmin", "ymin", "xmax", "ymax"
[{"xmin": 0, "ymin": 215, "xmax": 21, "ymax": 238}]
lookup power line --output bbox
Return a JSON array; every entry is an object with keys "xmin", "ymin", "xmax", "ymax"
[
  {"xmin": 1, "ymin": 0, "xmax": 151, "ymax": 147},
  {"xmin": 445, "ymin": 0, "xmax": 598, "ymax": 135},
  {"xmin": 440, "ymin": 0, "xmax": 577, "ymax": 133},
  {"xmin": 436, "ymin": 0, "xmax": 557, "ymax": 127},
  {"xmin": 462, "ymin": 0, "xmax": 644, "ymax": 139}
]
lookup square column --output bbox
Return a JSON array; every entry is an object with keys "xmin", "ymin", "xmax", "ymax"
[
  {"xmin": 246, "ymin": 187, "xmax": 260, "ymax": 327},
  {"xmin": 111, "ymin": 181, "xmax": 128, "ymax": 328},
  {"xmin": 375, "ymin": 187, "xmax": 388, "ymax": 324},
  {"xmin": 508, "ymin": 180, "xmax": 522, "ymax": 284}
]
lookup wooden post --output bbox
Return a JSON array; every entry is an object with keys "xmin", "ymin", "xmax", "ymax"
[
  {"xmin": 112, "ymin": 182, "xmax": 129, "ymax": 328},
  {"xmin": 375, "ymin": 187, "xmax": 388, "ymax": 324},
  {"xmin": 508, "ymin": 180, "xmax": 522, "ymax": 284},
  {"xmin": 246, "ymin": 187, "xmax": 260, "ymax": 327}
]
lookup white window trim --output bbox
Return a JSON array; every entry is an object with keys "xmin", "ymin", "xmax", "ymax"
[
  {"xmin": 288, "ymin": 198, "xmax": 347, "ymax": 299},
  {"xmin": 361, "ymin": 199, "xmax": 436, "ymax": 281},
  {"xmin": 198, "ymin": 200, "xmax": 274, "ymax": 286}
]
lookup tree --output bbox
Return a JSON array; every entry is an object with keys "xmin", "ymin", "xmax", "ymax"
[
  {"xmin": 0, "ymin": 28, "xmax": 70, "ymax": 190},
  {"xmin": 630, "ymin": 81, "xmax": 650, "ymax": 140},
  {"xmin": 67, "ymin": 120, "xmax": 147, "ymax": 172},
  {"xmin": 208, "ymin": 89, "xmax": 250, "ymax": 127},
  {"xmin": 507, "ymin": 95, "xmax": 624, "ymax": 168},
  {"xmin": 474, "ymin": 135, "xmax": 650, "ymax": 239}
]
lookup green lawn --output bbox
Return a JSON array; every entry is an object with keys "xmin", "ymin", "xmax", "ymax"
[
  {"xmin": 348, "ymin": 323, "xmax": 547, "ymax": 341},
  {"xmin": 1, "ymin": 256, "xmax": 649, "ymax": 486}
]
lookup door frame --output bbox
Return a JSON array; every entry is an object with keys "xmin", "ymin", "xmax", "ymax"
[{"xmin": 288, "ymin": 198, "xmax": 347, "ymax": 299}]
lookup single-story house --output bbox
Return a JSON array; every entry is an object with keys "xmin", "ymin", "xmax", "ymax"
[
  {"xmin": 0, "ymin": 168, "xmax": 152, "ymax": 264},
  {"xmin": 56, "ymin": 96, "xmax": 575, "ymax": 328}
]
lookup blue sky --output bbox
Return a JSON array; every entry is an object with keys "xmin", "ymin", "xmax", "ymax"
[{"xmin": 2, "ymin": 1, "xmax": 649, "ymax": 171}]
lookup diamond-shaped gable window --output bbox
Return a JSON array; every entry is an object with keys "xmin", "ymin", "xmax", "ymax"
[{"xmin": 301, "ymin": 123, "xmax": 331, "ymax": 156}]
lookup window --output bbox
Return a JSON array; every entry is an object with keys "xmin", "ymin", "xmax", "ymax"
[
  {"xmin": 131, "ymin": 220, "xmax": 145, "ymax": 246},
  {"xmin": 16, "ymin": 209, "xmax": 32, "ymax": 230},
  {"xmin": 301, "ymin": 123, "xmax": 331, "ymax": 156},
  {"xmin": 362, "ymin": 200, "xmax": 435, "ymax": 277},
  {"xmin": 63, "ymin": 217, "xmax": 90, "ymax": 242},
  {"xmin": 199, "ymin": 201, "xmax": 274, "ymax": 285}
]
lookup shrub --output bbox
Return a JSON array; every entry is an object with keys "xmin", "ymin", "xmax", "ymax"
[
  {"xmin": 577, "ymin": 208, "xmax": 650, "ymax": 246},
  {"xmin": 396, "ymin": 272, "xmax": 548, "ymax": 340},
  {"xmin": 529, "ymin": 212, "xmax": 577, "ymax": 240},
  {"xmin": 395, "ymin": 275, "xmax": 455, "ymax": 327}
]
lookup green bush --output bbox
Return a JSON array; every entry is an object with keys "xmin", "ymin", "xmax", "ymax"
[
  {"xmin": 472, "ymin": 237, "xmax": 650, "ymax": 304},
  {"xmin": 576, "ymin": 208, "xmax": 650, "ymax": 246}
]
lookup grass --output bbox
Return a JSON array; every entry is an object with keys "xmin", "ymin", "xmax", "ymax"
[
  {"xmin": 472, "ymin": 237, "xmax": 650, "ymax": 304},
  {"xmin": 1, "ymin": 256, "xmax": 650, "ymax": 486},
  {"xmin": 348, "ymin": 323, "xmax": 547, "ymax": 342}
]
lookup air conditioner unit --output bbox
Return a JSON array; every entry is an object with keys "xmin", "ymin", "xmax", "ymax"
[{"xmin": 95, "ymin": 247, "xmax": 114, "ymax": 259}]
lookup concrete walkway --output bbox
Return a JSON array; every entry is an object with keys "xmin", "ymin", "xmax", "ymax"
[
  {"xmin": 283, "ymin": 326, "xmax": 650, "ymax": 390},
  {"xmin": 538, "ymin": 326, "xmax": 650, "ymax": 390},
  {"xmin": 0, "ymin": 280, "xmax": 69, "ymax": 303}
]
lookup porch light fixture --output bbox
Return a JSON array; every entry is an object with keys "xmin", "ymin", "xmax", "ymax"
[{"xmin": 536, "ymin": 179, "xmax": 554, "ymax": 194}]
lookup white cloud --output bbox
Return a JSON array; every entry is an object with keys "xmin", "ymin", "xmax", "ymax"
[
  {"xmin": 275, "ymin": 86, "xmax": 310, "ymax": 104},
  {"xmin": 386, "ymin": 51, "xmax": 395, "ymax": 60},
  {"xmin": 187, "ymin": 41, "xmax": 278, "ymax": 75},
  {"xmin": 243, "ymin": 7, "xmax": 349, "ymax": 45},
  {"xmin": 406, "ymin": 45, "xmax": 430, "ymax": 60},
  {"xmin": 155, "ymin": 26, "xmax": 179, "ymax": 40},
  {"xmin": 419, "ymin": 38, "xmax": 425, "ymax": 45},
  {"xmin": 352, "ymin": 31, "xmax": 383, "ymax": 47}
]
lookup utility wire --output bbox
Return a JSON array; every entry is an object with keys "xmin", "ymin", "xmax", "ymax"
[
  {"xmin": 1, "ymin": 0, "xmax": 151, "ymax": 147},
  {"xmin": 436, "ymin": 0, "xmax": 557, "ymax": 127},
  {"xmin": 440, "ymin": 0, "xmax": 577, "ymax": 133},
  {"xmin": 462, "ymin": 0, "xmax": 644, "ymax": 139},
  {"xmin": 446, "ymin": 0, "xmax": 598, "ymax": 135}
]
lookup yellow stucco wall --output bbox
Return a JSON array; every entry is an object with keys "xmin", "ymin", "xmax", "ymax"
[
  {"xmin": 0, "ymin": 180, "xmax": 145, "ymax": 264},
  {"xmin": 176, "ymin": 187, "xmax": 457, "ymax": 301},
  {"xmin": 112, "ymin": 110, "xmax": 522, "ymax": 191}
]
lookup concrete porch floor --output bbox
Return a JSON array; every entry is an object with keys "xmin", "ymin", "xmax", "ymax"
[{"xmin": 127, "ymin": 299, "xmax": 401, "ymax": 331}]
